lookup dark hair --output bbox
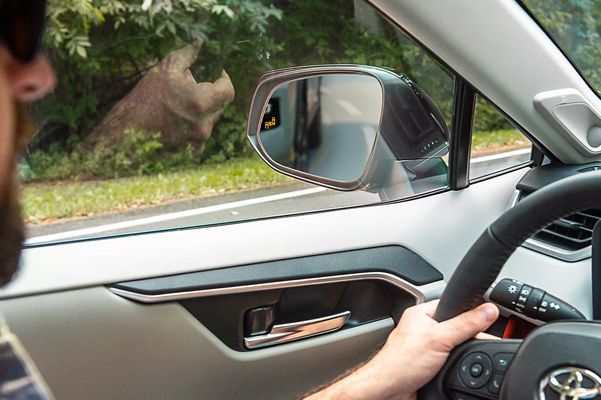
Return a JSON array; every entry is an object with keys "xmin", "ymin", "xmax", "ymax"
[{"xmin": 0, "ymin": 0, "xmax": 47, "ymax": 63}]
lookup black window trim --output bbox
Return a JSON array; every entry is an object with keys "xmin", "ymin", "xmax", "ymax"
[{"xmin": 449, "ymin": 78, "xmax": 476, "ymax": 190}]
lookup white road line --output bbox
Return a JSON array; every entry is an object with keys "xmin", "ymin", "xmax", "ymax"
[
  {"xmin": 336, "ymin": 99, "xmax": 362, "ymax": 116},
  {"xmin": 470, "ymin": 148, "xmax": 531, "ymax": 164},
  {"xmin": 26, "ymin": 187, "xmax": 327, "ymax": 244}
]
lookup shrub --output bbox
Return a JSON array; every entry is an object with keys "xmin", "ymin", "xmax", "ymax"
[
  {"xmin": 202, "ymin": 106, "xmax": 252, "ymax": 164},
  {"xmin": 25, "ymin": 127, "xmax": 205, "ymax": 181}
]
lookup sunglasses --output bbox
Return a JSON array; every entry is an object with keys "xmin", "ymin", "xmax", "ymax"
[{"xmin": 0, "ymin": 0, "xmax": 47, "ymax": 63}]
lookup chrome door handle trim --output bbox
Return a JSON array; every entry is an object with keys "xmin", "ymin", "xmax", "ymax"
[{"xmin": 244, "ymin": 311, "xmax": 351, "ymax": 349}]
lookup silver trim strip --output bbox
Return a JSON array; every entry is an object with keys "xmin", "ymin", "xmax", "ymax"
[
  {"xmin": 244, "ymin": 311, "xmax": 352, "ymax": 349},
  {"xmin": 521, "ymin": 239, "xmax": 591, "ymax": 262},
  {"xmin": 509, "ymin": 190, "xmax": 592, "ymax": 262},
  {"xmin": 507, "ymin": 189, "xmax": 521, "ymax": 210},
  {"xmin": 108, "ymin": 272, "xmax": 429, "ymax": 304}
]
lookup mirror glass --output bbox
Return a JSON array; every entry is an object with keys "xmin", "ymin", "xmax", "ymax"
[{"xmin": 258, "ymin": 74, "xmax": 382, "ymax": 182}]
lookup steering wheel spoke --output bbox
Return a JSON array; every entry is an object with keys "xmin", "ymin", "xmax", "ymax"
[{"xmin": 421, "ymin": 339, "xmax": 521, "ymax": 400}]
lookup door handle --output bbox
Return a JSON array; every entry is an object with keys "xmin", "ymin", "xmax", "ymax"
[{"xmin": 244, "ymin": 311, "xmax": 351, "ymax": 349}]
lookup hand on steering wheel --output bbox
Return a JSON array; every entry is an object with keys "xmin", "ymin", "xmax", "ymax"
[
  {"xmin": 421, "ymin": 171, "xmax": 601, "ymax": 399},
  {"xmin": 365, "ymin": 300, "xmax": 498, "ymax": 400},
  {"xmin": 305, "ymin": 300, "xmax": 498, "ymax": 400}
]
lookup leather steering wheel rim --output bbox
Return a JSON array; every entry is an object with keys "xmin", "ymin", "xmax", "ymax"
[{"xmin": 434, "ymin": 170, "xmax": 601, "ymax": 322}]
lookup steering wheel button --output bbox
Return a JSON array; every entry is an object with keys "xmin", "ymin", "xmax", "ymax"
[
  {"xmin": 459, "ymin": 352, "xmax": 493, "ymax": 389},
  {"xmin": 487, "ymin": 374, "xmax": 503, "ymax": 395},
  {"xmin": 470, "ymin": 363, "xmax": 483, "ymax": 377},
  {"xmin": 493, "ymin": 353, "xmax": 514, "ymax": 372}
]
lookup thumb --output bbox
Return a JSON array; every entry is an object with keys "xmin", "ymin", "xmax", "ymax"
[{"xmin": 437, "ymin": 303, "xmax": 499, "ymax": 349}]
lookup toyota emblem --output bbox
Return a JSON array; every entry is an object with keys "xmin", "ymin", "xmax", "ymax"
[{"xmin": 540, "ymin": 367, "xmax": 601, "ymax": 400}]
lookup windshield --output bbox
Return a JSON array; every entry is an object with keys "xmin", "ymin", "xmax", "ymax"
[{"xmin": 521, "ymin": 0, "xmax": 601, "ymax": 93}]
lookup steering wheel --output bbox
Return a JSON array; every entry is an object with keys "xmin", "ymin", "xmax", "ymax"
[{"xmin": 419, "ymin": 170, "xmax": 601, "ymax": 399}]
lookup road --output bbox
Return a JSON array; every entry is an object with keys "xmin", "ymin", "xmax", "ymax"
[
  {"xmin": 25, "ymin": 148, "xmax": 531, "ymax": 244},
  {"xmin": 25, "ymin": 182, "xmax": 380, "ymax": 244}
]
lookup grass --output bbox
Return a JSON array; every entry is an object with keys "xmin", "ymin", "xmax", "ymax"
[{"xmin": 22, "ymin": 155, "xmax": 292, "ymax": 224}]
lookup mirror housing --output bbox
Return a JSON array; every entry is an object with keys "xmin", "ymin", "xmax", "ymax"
[{"xmin": 247, "ymin": 65, "xmax": 449, "ymax": 194}]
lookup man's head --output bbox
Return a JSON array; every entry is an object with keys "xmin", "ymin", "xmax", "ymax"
[{"xmin": 0, "ymin": 0, "xmax": 55, "ymax": 285}]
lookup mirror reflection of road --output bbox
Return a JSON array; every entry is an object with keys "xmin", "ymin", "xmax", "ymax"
[
  {"xmin": 25, "ymin": 148, "xmax": 530, "ymax": 244},
  {"xmin": 306, "ymin": 75, "xmax": 382, "ymax": 181},
  {"xmin": 320, "ymin": 75, "xmax": 382, "ymax": 128}
]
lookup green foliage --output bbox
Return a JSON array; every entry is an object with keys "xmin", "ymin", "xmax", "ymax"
[
  {"xmin": 202, "ymin": 106, "xmax": 253, "ymax": 164},
  {"xmin": 522, "ymin": 0, "xmax": 601, "ymax": 91},
  {"xmin": 26, "ymin": 127, "xmax": 200, "ymax": 181},
  {"xmin": 269, "ymin": 0, "xmax": 354, "ymax": 64},
  {"xmin": 473, "ymin": 97, "xmax": 513, "ymax": 133},
  {"xmin": 87, "ymin": 127, "xmax": 165, "ymax": 176},
  {"xmin": 193, "ymin": 1, "xmax": 283, "ymax": 115},
  {"xmin": 36, "ymin": 0, "xmax": 282, "ymax": 153}
]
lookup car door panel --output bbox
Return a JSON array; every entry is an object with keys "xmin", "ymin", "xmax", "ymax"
[
  {"xmin": 0, "ymin": 287, "xmax": 394, "ymax": 399},
  {"xmin": 5, "ymin": 168, "xmax": 527, "ymax": 299},
  {"xmin": 109, "ymin": 245, "xmax": 443, "ymax": 297},
  {"xmin": 108, "ymin": 245, "xmax": 444, "ymax": 353}
]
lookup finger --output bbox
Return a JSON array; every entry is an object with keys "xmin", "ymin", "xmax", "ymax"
[
  {"xmin": 161, "ymin": 40, "xmax": 204, "ymax": 72},
  {"xmin": 419, "ymin": 299, "xmax": 440, "ymax": 317},
  {"xmin": 399, "ymin": 300, "xmax": 439, "ymax": 321},
  {"xmin": 475, "ymin": 333, "xmax": 501, "ymax": 340},
  {"xmin": 437, "ymin": 303, "xmax": 499, "ymax": 349}
]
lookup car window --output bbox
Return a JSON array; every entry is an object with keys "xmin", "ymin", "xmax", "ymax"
[
  {"xmin": 520, "ymin": 0, "xmax": 601, "ymax": 95},
  {"xmin": 23, "ymin": 0, "xmax": 456, "ymax": 244},
  {"xmin": 470, "ymin": 95, "xmax": 532, "ymax": 180}
]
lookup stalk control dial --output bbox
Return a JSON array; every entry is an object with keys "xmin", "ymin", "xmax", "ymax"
[{"xmin": 489, "ymin": 279, "xmax": 585, "ymax": 322}]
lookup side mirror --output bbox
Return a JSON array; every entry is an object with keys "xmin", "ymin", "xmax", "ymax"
[{"xmin": 247, "ymin": 65, "xmax": 449, "ymax": 196}]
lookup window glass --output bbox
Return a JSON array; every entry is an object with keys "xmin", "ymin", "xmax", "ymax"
[
  {"xmin": 470, "ymin": 95, "xmax": 532, "ymax": 180},
  {"xmin": 521, "ymin": 0, "xmax": 601, "ymax": 95},
  {"xmin": 23, "ymin": 0, "xmax": 454, "ymax": 244}
]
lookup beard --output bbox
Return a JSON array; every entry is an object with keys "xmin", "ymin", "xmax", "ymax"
[
  {"xmin": 0, "ymin": 174, "xmax": 24, "ymax": 286},
  {"xmin": 0, "ymin": 102, "xmax": 34, "ymax": 287}
]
